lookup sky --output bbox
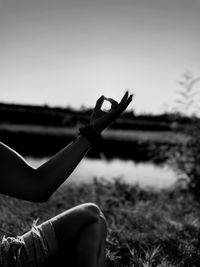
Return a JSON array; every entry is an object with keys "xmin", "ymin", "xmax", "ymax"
[{"xmin": 1, "ymin": 0, "xmax": 200, "ymax": 114}]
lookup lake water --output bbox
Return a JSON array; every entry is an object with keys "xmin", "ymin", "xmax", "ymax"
[{"xmin": 25, "ymin": 156, "xmax": 177, "ymax": 189}]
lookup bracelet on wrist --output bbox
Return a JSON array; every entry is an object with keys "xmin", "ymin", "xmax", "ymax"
[{"xmin": 78, "ymin": 124, "xmax": 102, "ymax": 146}]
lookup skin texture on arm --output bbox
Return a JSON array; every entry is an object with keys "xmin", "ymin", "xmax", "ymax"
[
  {"xmin": 0, "ymin": 136, "xmax": 91, "ymax": 202},
  {"xmin": 0, "ymin": 92, "xmax": 133, "ymax": 202}
]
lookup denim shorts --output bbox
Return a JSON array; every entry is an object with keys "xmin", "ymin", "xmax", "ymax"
[{"xmin": 0, "ymin": 220, "xmax": 58, "ymax": 267}]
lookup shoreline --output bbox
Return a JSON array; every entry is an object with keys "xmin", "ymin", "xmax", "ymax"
[{"xmin": 0, "ymin": 123, "xmax": 186, "ymax": 163}]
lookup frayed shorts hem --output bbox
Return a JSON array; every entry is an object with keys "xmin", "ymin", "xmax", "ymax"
[{"xmin": 0, "ymin": 220, "xmax": 58, "ymax": 267}]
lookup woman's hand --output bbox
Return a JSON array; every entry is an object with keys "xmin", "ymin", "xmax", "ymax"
[{"xmin": 90, "ymin": 91, "xmax": 133, "ymax": 133}]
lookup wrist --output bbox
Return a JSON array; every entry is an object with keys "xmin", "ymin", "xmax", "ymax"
[
  {"xmin": 78, "ymin": 124, "xmax": 102, "ymax": 146},
  {"xmin": 90, "ymin": 121, "xmax": 105, "ymax": 133}
]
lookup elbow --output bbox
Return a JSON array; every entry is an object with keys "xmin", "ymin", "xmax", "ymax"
[
  {"xmin": 29, "ymin": 170, "xmax": 54, "ymax": 203},
  {"xmin": 26, "ymin": 184, "xmax": 53, "ymax": 203},
  {"xmin": 14, "ymin": 169, "xmax": 54, "ymax": 203},
  {"xmin": 39, "ymin": 192, "xmax": 53, "ymax": 203},
  {"xmin": 37, "ymin": 197, "xmax": 50, "ymax": 203},
  {"xmin": 28, "ymin": 194, "xmax": 51, "ymax": 203},
  {"xmin": 29, "ymin": 190, "xmax": 53, "ymax": 203}
]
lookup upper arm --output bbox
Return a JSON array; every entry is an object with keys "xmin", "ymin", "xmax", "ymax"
[{"xmin": 0, "ymin": 142, "xmax": 43, "ymax": 202}]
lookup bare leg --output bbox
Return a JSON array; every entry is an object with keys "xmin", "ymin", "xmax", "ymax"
[
  {"xmin": 50, "ymin": 203, "xmax": 107, "ymax": 267},
  {"xmin": 98, "ymin": 217, "xmax": 107, "ymax": 267},
  {"xmin": 76, "ymin": 216, "xmax": 107, "ymax": 267}
]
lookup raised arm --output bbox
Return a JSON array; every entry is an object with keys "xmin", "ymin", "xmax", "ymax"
[{"xmin": 0, "ymin": 92, "xmax": 133, "ymax": 202}]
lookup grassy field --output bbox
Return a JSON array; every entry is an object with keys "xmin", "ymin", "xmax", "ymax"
[{"xmin": 1, "ymin": 178, "xmax": 200, "ymax": 266}]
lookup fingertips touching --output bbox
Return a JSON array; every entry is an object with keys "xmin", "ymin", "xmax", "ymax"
[{"xmin": 106, "ymin": 98, "xmax": 118, "ymax": 105}]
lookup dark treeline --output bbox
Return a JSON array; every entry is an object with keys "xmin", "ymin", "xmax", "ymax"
[
  {"xmin": 0, "ymin": 102, "xmax": 194, "ymax": 131},
  {"xmin": 0, "ymin": 128, "xmax": 168, "ymax": 164},
  {"xmin": 0, "ymin": 102, "xmax": 188, "ymax": 162}
]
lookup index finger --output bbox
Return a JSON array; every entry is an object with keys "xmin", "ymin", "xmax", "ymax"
[{"xmin": 94, "ymin": 95, "xmax": 105, "ymax": 110}]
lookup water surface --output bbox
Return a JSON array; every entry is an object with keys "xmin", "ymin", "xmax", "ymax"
[{"xmin": 26, "ymin": 157, "xmax": 177, "ymax": 189}]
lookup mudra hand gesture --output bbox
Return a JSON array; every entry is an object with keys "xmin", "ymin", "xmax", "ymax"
[
  {"xmin": 0, "ymin": 90, "xmax": 133, "ymax": 267},
  {"xmin": 90, "ymin": 91, "xmax": 133, "ymax": 133}
]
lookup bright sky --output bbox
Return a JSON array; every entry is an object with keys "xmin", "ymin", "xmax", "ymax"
[{"xmin": 1, "ymin": 0, "xmax": 200, "ymax": 114}]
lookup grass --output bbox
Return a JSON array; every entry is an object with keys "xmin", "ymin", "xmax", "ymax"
[{"xmin": 1, "ymin": 178, "xmax": 200, "ymax": 266}]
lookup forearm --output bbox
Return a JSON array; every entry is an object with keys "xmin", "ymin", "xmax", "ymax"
[
  {"xmin": 35, "ymin": 134, "xmax": 92, "ymax": 200},
  {"xmin": 0, "ymin": 92, "xmax": 132, "ymax": 202}
]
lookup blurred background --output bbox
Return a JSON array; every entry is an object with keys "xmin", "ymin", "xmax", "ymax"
[
  {"xmin": 2, "ymin": 2, "xmax": 200, "ymax": 265},
  {"xmin": 1, "ymin": 0, "xmax": 200, "ymax": 189}
]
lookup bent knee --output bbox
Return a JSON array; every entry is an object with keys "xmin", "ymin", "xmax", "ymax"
[
  {"xmin": 80, "ymin": 202, "xmax": 102, "ymax": 218},
  {"xmin": 51, "ymin": 202, "xmax": 107, "ymax": 237},
  {"xmin": 80, "ymin": 203, "xmax": 107, "ymax": 224},
  {"xmin": 51, "ymin": 202, "xmax": 107, "ymax": 247}
]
